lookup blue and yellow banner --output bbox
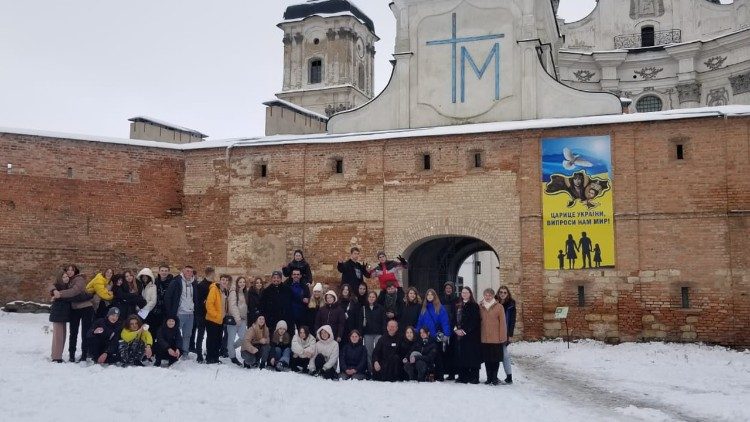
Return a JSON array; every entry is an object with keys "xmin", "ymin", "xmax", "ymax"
[{"xmin": 541, "ymin": 136, "xmax": 615, "ymax": 270}]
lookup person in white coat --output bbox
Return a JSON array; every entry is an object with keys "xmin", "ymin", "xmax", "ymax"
[
  {"xmin": 308, "ymin": 325, "xmax": 339, "ymax": 379},
  {"xmin": 137, "ymin": 268, "xmax": 159, "ymax": 334},
  {"xmin": 227, "ymin": 277, "xmax": 249, "ymax": 366},
  {"xmin": 291, "ymin": 325, "xmax": 316, "ymax": 373}
]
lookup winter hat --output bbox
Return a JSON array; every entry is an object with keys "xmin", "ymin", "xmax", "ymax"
[
  {"xmin": 136, "ymin": 267, "xmax": 155, "ymax": 284},
  {"xmin": 271, "ymin": 270, "xmax": 283, "ymax": 278},
  {"xmin": 377, "ymin": 251, "xmax": 386, "ymax": 258},
  {"xmin": 107, "ymin": 307, "xmax": 120, "ymax": 318},
  {"xmin": 276, "ymin": 320, "xmax": 288, "ymax": 331},
  {"xmin": 325, "ymin": 290, "xmax": 338, "ymax": 303},
  {"xmin": 312, "ymin": 283, "xmax": 323, "ymax": 293}
]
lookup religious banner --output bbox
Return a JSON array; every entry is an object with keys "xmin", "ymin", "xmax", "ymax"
[{"xmin": 541, "ymin": 136, "xmax": 615, "ymax": 270}]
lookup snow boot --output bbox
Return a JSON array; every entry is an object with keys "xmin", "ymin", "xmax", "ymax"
[
  {"xmin": 504, "ymin": 374, "xmax": 513, "ymax": 384},
  {"xmin": 231, "ymin": 358, "xmax": 242, "ymax": 366}
]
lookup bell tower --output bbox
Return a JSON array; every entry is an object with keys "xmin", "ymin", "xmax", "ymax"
[{"xmin": 275, "ymin": 0, "xmax": 378, "ymax": 118}]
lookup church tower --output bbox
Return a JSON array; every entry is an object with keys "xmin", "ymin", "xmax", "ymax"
[{"xmin": 275, "ymin": 0, "xmax": 378, "ymax": 118}]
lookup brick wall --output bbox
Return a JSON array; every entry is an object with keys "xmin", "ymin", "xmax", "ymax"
[{"xmin": 1, "ymin": 114, "xmax": 748, "ymax": 345}]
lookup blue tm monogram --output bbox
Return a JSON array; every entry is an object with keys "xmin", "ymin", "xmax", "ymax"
[{"xmin": 426, "ymin": 13, "xmax": 505, "ymax": 103}]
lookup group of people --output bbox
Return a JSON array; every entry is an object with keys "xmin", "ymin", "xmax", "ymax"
[{"xmin": 47, "ymin": 248, "xmax": 517, "ymax": 384}]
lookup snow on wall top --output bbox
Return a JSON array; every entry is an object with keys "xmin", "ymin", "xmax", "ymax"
[
  {"xmin": 263, "ymin": 99, "xmax": 329, "ymax": 121},
  {"xmin": 2, "ymin": 106, "xmax": 749, "ymax": 152},
  {"xmin": 128, "ymin": 116, "xmax": 208, "ymax": 138}
]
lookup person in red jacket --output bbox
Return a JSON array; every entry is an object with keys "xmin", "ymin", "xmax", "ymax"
[{"xmin": 370, "ymin": 251, "xmax": 408, "ymax": 290}]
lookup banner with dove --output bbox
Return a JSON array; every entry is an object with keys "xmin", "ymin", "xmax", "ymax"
[{"xmin": 541, "ymin": 136, "xmax": 615, "ymax": 270}]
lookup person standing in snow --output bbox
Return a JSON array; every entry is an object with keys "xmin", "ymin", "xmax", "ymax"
[
  {"xmin": 315, "ymin": 290, "xmax": 346, "ymax": 342},
  {"xmin": 290, "ymin": 325, "xmax": 316, "ymax": 373},
  {"xmin": 307, "ymin": 282, "xmax": 325, "ymax": 328},
  {"xmin": 241, "ymin": 314, "xmax": 271, "ymax": 369},
  {"xmin": 370, "ymin": 251, "xmax": 407, "ymax": 290},
  {"xmin": 48, "ymin": 270, "xmax": 72, "ymax": 363},
  {"xmin": 154, "ymin": 315, "xmax": 183, "ymax": 367},
  {"xmin": 87, "ymin": 307, "xmax": 122, "ymax": 364},
  {"xmin": 164, "ymin": 266, "xmax": 197, "ymax": 358},
  {"xmin": 497, "ymin": 285, "xmax": 516, "ymax": 384},
  {"xmin": 260, "ymin": 271, "xmax": 292, "ymax": 333},
  {"xmin": 226, "ymin": 277, "xmax": 249, "ymax": 366},
  {"xmin": 372, "ymin": 320, "xmax": 403, "ymax": 382},
  {"xmin": 361, "ymin": 291, "xmax": 386, "ymax": 375},
  {"xmin": 111, "ymin": 273, "xmax": 145, "ymax": 324},
  {"xmin": 246, "ymin": 277, "xmax": 264, "ymax": 325},
  {"xmin": 51, "ymin": 264, "xmax": 94, "ymax": 362},
  {"xmin": 308, "ymin": 325, "xmax": 339, "ymax": 380},
  {"xmin": 137, "ymin": 268, "xmax": 157, "ymax": 325},
  {"xmin": 151, "ymin": 264, "xmax": 173, "ymax": 338},
  {"xmin": 282, "ymin": 249, "xmax": 313, "ymax": 287},
  {"xmin": 415, "ymin": 288, "xmax": 451, "ymax": 381},
  {"xmin": 339, "ymin": 329, "xmax": 368, "ymax": 380},
  {"xmin": 440, "ymin": 281, "xmax": 459, "ymax": 380},
  {"xmin": 399, "ymin": 287, "xmax": 422, "ymax": 333},
  {"xmin": 339, "ymin": 284, "xmax": 360, "ymax": 338},
  {"xmin": 454, "ymin": 287, "xmax": 482, "ymax": 384},
  {"xmin": 287, "ymin": 269, "xmax": 310, "ymax": 333},
  {"xmin": 479, "ymin": 288, "xmax": 507, "ymax": 385},
  {"xmin": 204, "ymin": 274, "xmax": 228, "ymax": 364},
  {"xmin": 269, "ymin": 320, "xmax": 292, "ymax": 371},
  {"xmin": 337, "ymin": 247, "xmax": 371, "ymax": 293},
  {"xmin": 190, "ymin": 267, "xmax": 213, "ymax": 362},
  {"xmin": 377, "ymin": 281, "xmax": 404, "ymax": 323}
]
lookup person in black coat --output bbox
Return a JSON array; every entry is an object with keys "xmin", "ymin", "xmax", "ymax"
[
  {"xmin": 440, "ymin": 281, "xmax": 459, "ymax": 380},
  {"xmin": 282, "ymin": 249, "xmax": 314, "ymax": 286},
  {"xmin": 339, "ymin": 284, "xmax": 360, "ymax": 338},
  {"xmin": 360, "ymin": 291, "xmax": 386, "ymax": 374},
  {"xmin": 260, "ymin": 271, "xmax": 292, "ymax": 332},
  {"xmin": 246, "ymin": 277, "xmax": 263, "ymax": 325},
  {"xmin": 315, "ymin": 290, "xmax": 346, "ymax": 342},
  {"xmin": 372, "ymin": 320, "xmax": 404, "ymax": 382},
  {"xmin": 399, "ymin": 287, "xmax": 422, "ymax": 333},
  {"xmin": 189, "ymin": 268, "xmax": 212, "ymax": 360},
  {"xmin": 405, "ymin": 328, "xmax": 439, "ymax": 382},
  {"xmin": 497, "ymin": 286, "xmax": 517, "ymax": 384},
  {"xmin": 454, "ymin": 287, "xmax": 482, "ymax": 384},
  {"xmin": 339, "ymin": 330, "xmax": 368, "ymax": 380},
  {"xmin": 337, "ymin": 247, "xmax": 371, "ymax": 293},
  {"xmin": 399, "ymin": 326, "xmax": 417, "ymax": 380},
  {"xmin": 87, "ymin": 307, "xmax": 122, "ymax": 364},
  {"xmin": 112, "ymin": 273, "xmax": 146, "ymax": 319},
  {"xmin": 377, "ymin": 282, "xmax": 404, "ymax": 323},
  {"xmin": 155, "ymin": 316, "xmax": 183, "ymax": 367},
  {"xmin": 150, "ymin": 265, "xmax": 173, "ymax": 338}
]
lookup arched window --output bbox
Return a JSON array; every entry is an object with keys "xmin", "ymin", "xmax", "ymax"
[
  {"xmin": 641, "ymin": 26, "xmax": 655, "ymax": 47},
  {"xmin": 358, "ymin": 64, "xmax": 365, "ymax": 90},
  {"xmin": 636, "ymin": 95, "xmax": 662, "ymax": 113},
  {"xmin": 309, "ymin": 59, "xmax": 322, "ymax": 84}
]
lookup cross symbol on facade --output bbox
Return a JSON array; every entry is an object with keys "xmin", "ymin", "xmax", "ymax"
[{"xmin": 427, "ymin": 13, "xmax": 505, "ymax": 103}]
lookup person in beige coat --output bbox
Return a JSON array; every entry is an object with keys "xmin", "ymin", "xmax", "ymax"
[
  {"xmin": 479, "ymin": 288, "xmax": 507, "ymax": 385},
  {"xmin": 52, "ymin": 264, "xmax": 94, "ymax": 362},
  {"xmin": 241, "ymin": 314, "xmax": 270, "ymax": 368},
  {"xmin": 227, "ymin": 277, "xmax": 249, "ymax": 365}
]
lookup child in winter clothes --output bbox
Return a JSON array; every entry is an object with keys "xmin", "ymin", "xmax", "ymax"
[
  {"xmin": 339, "ymin": 330, "xmax": 368, "ymax": 380},
  {"xmin": 291, "ymin": 326, "xmax": 316, "ymax": 372},
  {"xmin": 404, "ymin": 328, "xmax": 439, "ymax": 382},
  {"xmin": 269, "ymin": 320, "xmax": 292, "ymax": 371},
  {"xmin": 154, "ymin": 316, "xmax": 183, "ymax": 367},
  {"xmin": 308, "ymin": 325, "xmax": 339, "ymax": 380},
  {"xmin": 241, "ymin": 315, "xmax": 271, "ymax": 369},
  {"xmin": 119, "ymin": 315, "xmax": 153, "ymax": 367},
  {"xmin": 86, "ymin": 306, "xmax": 122, "ymax": 364}
]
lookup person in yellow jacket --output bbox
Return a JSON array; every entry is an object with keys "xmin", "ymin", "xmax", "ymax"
[
  {"xmin": 118, "ymin": 315, "xmax": 153, "ymax": 367},
  {"xmin": 86, "ymin": 269, "xmax": 114, "ymax": 318},
  {"xmin": 204, "ymin": 275, "xmax": 229, "ymax": 364}
]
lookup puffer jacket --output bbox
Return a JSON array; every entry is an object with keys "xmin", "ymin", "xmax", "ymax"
[
  {"xmin": 314, "ymin": 291, "xmax": 346, "ymax": 341},
  {"xmin": 155, "ymin": 317, "xmax": 183, "ymax": 353},
  {"xmin": 271, "ymin": 329, "xmax": 291, "ymax": 349},
  {"xmin": 291, "ymin": 332, "xmax": 316, "ymax": 358},
  {"xmin": 121, "ymin": 327, "xmax": 153, "ymax": 347},
  {"xmin": 339, "ymin": 340, "xmax": 368, "ymax": 374},
  {"xmin": 228, "ymin": 289, "xmax": 248, "ymax": 324},
  {"xmin": 242, "ymin": 321, "xmax": 270, "ymax": 354},
  {"xmin": 86, "ymin": 273, "xmax": 114, "ymax": 301},
  {"xmin": 137, "ymin": 268, "xmax": 157, "ymax": 314},
  {"xmin": 205, "ymin": 283, "xmax": 226, "ymax": 325},
  {"xmin": 307, "ymin": 325, "xmax": 339, "ymax": 372},
  {"xmin": 57, "ymin": 274, "xmax": 93, "ymax": 310}
]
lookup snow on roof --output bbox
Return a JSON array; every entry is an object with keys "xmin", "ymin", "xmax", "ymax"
[
  {"xmin": 263, "ymin": 99, "xmax": 329, "ymax": 121},
  {"xmin": 283, "ymin": 0, "xmax": 375, "ymax": 33},
  {"xmin": 2, "ymin": 106, "xmax": 749, "ymax": 152},
  {"xmin": 128, "ymin": 116, "xmax": 208, "ymax": 138}
]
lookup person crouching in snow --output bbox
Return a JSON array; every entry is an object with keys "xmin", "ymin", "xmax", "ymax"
[
  {"xmin": 339, "ymin": 330, "xmax": 367, "ymax": 380},
  {"xmin": 154, "ymin": 316, "xmax": 183, "ymax": 367},
  {"xmin": 308, "ymin": 325, "xmax": 339, "ymax": 379},
  {"xmin": 291, "ymin": 325, "xmax": 316, "ymax": 373},
  {"xmin": 269, "ymin": 320, "xmax": 292, "ymax": 371},
  {"xmin": 119, "ymin": 315, "xmax": 153, "ymax": 366},
  {"xmin": 87, "ymin": 307, "xmax": 122, "ymax": 364},
  {"xmin": 241, "ymin": 314, "xmax": 271, "ymax": 369},
  {"xmin": 404, "ymin": 328, "xmax": 439, "ymax": 382}
]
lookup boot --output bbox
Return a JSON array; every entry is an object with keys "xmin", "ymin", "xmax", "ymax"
[
  {"xmin": 231, "ymin": 358, "xmax": 242, "ymax": 366},
  {"xmin": 504, "ymin": 374, "xmax": 513, "ymax": 384}
]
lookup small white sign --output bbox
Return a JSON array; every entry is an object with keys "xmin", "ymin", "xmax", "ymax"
[{"xmin": 554, "ymin": 307, "xmax": 569, "ymax": 319}]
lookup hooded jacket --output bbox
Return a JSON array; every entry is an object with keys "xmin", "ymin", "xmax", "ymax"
[
  {"xmin": 291, "ymin": 331, "xmax": 316, "ymax": 358},
  {"xmin": 314, "ymin": 290, "xmax": 346, "ymax": 340},
  {"xmin": 137, "ymin": 268, "xmax": 157, "ymax": 314},
  {"xmin": 242, "ymin": 321, "xmax": 270, "ymax": 354},
  {"xmin": 308, "ymin": 325, "xmax": 339, "ymax": 372},
  {"xmin": 155, "ymin": 316, "xmax": 183, "ymax": 353},
  {"xmin": 205, "ymin": 282, "xmax": 226, "ymax": 325}
]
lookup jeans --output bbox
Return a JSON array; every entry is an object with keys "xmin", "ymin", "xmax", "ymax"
[
  {"xmin": 502, "ymin": 342, "xmax": 512, "ymax": 376},
  {"xmin": 363, "ymin": 334, "xmax": 381, "ymax": 373},
  {"xmin": 178, "ymin": 313, "xmax": 194, "ymax": 354},
  {"xmin": 226, "ymin": 322, "xmax": 247, "ymax": 359},
  {"xmin": 271, "ymin": 346, "xmax": 291, "ymax": 366},
  {"xmin": 242, "ymin": 344, "xmax": 271, "ymax": 367},
  {"xmin": 69, "ymin": 306, "xmax": 94, "ymax": 360}
]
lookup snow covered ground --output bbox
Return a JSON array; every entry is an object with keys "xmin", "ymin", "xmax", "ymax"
[{"xmin": 0, "ymin": 312, "xmax": 747, "ymax": 422}]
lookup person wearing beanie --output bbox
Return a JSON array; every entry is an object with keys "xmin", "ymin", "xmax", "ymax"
[
  {"xmin": 86, "ymin": 306, "xmax": 122, "ymax": 365},
  {"xmin": 260, "ymin": 271, "xmax": 292, "ymax": 334},
  {"xmin": 315, "ymin": 290, "xmax": 346, "ymax": 342},
  {"xmin": 241, "ymin": 315, "xmax": 271, "ymax": 369},
  {"xmin": 307, "ymin": 282, "xmax": 325, "ymax": 328},
  {"xmin": 371, "ymin": 251, "xmax": 408, "ymax": 290},
  {"xmin": 269, "ymin": 320, "xmax": 292, "ymax": 371},
  {"xmin": 154, "ymin": 316, "xmax": 183, "ymax": 367}
]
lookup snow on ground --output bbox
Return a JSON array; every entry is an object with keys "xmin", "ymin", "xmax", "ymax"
[
  {"xmin": 1, "ymin": 313, "xmax": 747, "ymax": 422},
  {"xmin": 513, "ymin": 339, "xmax": 750, "ymax": 422}
]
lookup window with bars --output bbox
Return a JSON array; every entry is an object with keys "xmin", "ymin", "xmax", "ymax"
[
  {"xmin": 636, "ymin": 95, "xmax": 663, "ymax": 113},
  {"xmin": 309, "ymin": 59, "xmax": 322, "ymax": 84}
]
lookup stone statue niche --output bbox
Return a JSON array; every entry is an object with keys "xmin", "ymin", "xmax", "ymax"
[{"xmin": 630, "ymin": 0, "xmax": 665, "ymax": 19}]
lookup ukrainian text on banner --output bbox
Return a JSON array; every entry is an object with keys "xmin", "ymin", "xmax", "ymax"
[{"xmin": 541, "ymin": 136, "xmax": 615, "ymax": 270}]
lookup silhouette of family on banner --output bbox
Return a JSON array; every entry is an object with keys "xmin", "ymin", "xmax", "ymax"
[{"xmin": 558, "ymin": 232, "xmax": 602, "ymax": 270}]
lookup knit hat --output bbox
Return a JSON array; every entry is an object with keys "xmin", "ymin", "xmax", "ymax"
[
  {"xmin": 276, "ymin": 320, "xmax": 288, "ymax": 331},
  {"xmin": 312, "ymin": 282, "xmax": 323, "ymax": 293},
  {"xmin": 271, "ymin": 270, "xmax": 283, "ymax": 278},
  {"xmin": 377, "ymin": 251, "xmax": 386, "ymax": 258},
  {"xmin": 107, "ymin": 307, "xmax": 120, "ymax": 318}
]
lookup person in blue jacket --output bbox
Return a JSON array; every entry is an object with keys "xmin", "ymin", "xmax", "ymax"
[
  {"xmin": 415, "ymin": 288, "xmax": 451, "ymax": 380},
  {"xmin": 339, "ymin": 330, "xmax": 368, "ymax": 380}
]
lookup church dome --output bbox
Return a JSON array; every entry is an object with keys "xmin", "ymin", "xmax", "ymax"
[{"xmin": 283, "ymin": 0, "xmax": 375, "ymax": 33}]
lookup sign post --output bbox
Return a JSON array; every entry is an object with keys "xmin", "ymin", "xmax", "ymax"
[{"xmin": 554, "ymin": 306, "xmax": 570, "ymax": 349}]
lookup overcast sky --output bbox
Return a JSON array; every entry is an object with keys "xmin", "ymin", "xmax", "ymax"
[{"xmin": 0, "ymin": 1, "xmax": 602, "ymax": 140}]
